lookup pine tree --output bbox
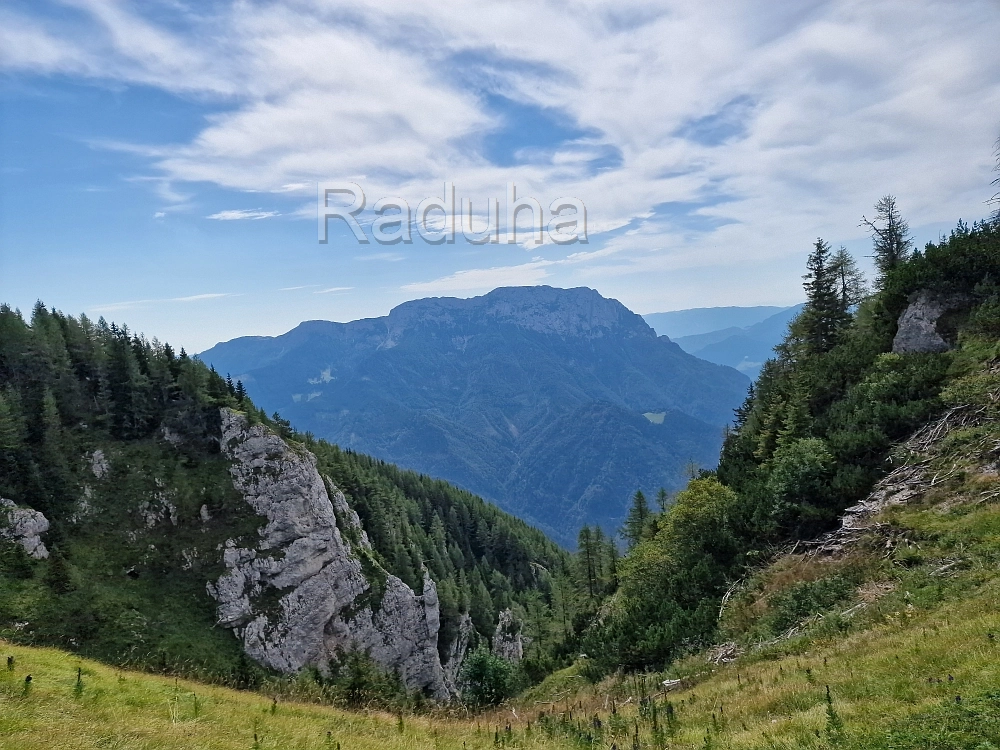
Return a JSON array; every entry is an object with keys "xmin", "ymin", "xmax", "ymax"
[
  {"xmin": 861, "ymin": 195, "xmax": 913, "ymax": 286},
  {"xmin": 622, "ymin": 490, "xmax": 651, "ymax": 549}
]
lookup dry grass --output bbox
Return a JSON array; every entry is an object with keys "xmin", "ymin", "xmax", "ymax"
[
  {"xmin": 516, "ymin": 575, "xmax": 1000, "ymax": 748},
  {"xmin": 0, "ymin": 641, "xmax": 571, "ymax": 750}
]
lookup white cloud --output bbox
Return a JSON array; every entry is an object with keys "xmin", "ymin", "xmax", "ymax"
[
  {"xmin": 355, "ymin": 252, "xmax": 405, "ymax": 262},
  {"xmin": 5, "ymin": 0, "xmax": 1000, "ymax": 307},
  {"xmin": 315, "ymin": 286, "xmax": 354, "ymax": 294},
  {"xmin": 206, "ymin": 209, "xmax": 280, "ymax": 220},
  {"xmin": 90, "ymin": 292, "xmax": 237, "ymax": 313},
  {"xmin": 403, "ymin": 260, "xmax": 554, "ymax": 294}
]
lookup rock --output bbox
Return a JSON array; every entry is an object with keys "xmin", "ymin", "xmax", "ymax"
[
  {"xmin": 0, "ymin": 498, "xmax": 50, "ymax": 559},
  {"xmin": 442, "ymin": 613, "xmax": 476, "ymax": 692},
  {"xmin": 892, "ymin": 290, "xmax": 968, "ymax": 354},
  {"xmin": 492, "ymin": 608, "xmax": 524, "ymax": 663},
  {"xmin": 89, "ymin": 450, "xmax": 110, "ymax": 479},
  {"xmin": 209, "ymin": 409, "xmax": 451, "ymax": 700}
]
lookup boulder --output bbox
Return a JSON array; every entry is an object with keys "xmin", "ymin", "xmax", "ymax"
[
  {"xmin": 0, "ymin": 498, "xmax": 49, "ymax": 559},
  {"xmin": 892, "ymin": 290, "xmax": 968, "ymax": 354}
]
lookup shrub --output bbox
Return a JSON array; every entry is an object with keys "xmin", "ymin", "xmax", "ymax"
[{"xmin": 459, "ymin": 646, "xmax": 514, "ymax": 707}]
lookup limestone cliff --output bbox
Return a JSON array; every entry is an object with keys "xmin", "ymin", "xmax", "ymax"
[{"xmin": 208, "ymin": 409, "xmax": 451, "ymax": 699}]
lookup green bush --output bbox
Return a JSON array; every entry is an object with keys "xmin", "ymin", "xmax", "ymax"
[{"xmin": 459, "ymin": 646, "xmax": 515, "ymax": 707}]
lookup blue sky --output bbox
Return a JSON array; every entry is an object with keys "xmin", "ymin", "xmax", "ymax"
[{"xmin": 1, "ymin": 0, "xmax": 999, "ymax": 352}]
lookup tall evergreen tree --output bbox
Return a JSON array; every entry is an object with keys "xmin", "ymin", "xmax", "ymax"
[
  {"xmin": 655, "ymin": 487, "xmax": 670, "ymax": 513},
  {"xmin": 991, "ymin": 133, "xmax": 1000, "ymax": 223},
  {"xmin": 622, "ymin": 490, "xmax": 651, "ymax": 549},
  {"xmin": 861, "ymin": 195, "xmax": 913, "ymax": 286},
  {"xmin": 798, "ymin": 238, "xmax": 849, "ymax": 354},
  {"xmin": 577, "ymin": 526, "xmax": 597, "ymax": 600},
  {"xmin": 829, "ymin": 246, "xmax": 867, "ymax": 310}
]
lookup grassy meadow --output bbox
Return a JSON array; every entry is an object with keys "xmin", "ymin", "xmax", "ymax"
[{"xmin": 0, "ymin": 639, "xmax": 580, "ymax": 750}]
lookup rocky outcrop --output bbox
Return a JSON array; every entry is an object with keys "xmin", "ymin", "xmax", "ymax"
[
  {"xmin": 0, "ymin": 498, "xmax": 49, "ymax": 559},
  {"xmin": 491, "ymin": 608, "xmax": 524, "ymax": 662},
  {"xmin": 892, "ymin": 290, "xmax": 968, "ymax": 354},
  {"xmin": 442, "ymin": 612, "xmax": 476, "ymax": 691},
  {"xmin": 208, "ymin": 409, "xmax": 451, "ymax": 699}
]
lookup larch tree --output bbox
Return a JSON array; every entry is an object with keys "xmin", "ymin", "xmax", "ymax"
[{"xmin": 861, "ymin": 195, "xmax": 913, "ymax": 286}]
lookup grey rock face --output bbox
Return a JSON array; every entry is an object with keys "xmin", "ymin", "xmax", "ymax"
[
  {"xmin": 209, "ymin": 409, "xmax": 451, "ymax": 700},
  {"xmin": 442, "ymin": 612, "xmax": 476, "ymax": 691},
  {"xmin": 0, "ymin": 498, "xmax": 50, "ymax": 559},
  {"xmin": 893, "ymin": 291, "xmax": 967, "ymax": 354},
  {"xmin": 492, "ymin": 608, "xmax": 524, "ymax": 663},
  {"xmin": 89, "ymin": 449, "xmax": 110, "ymax": 479}
]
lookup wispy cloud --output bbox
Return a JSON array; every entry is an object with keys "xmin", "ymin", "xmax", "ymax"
[
  {"xmin": 402, "ymin": 261, "xmax": 553, "ymax": 294},
  {"xmin": 355, "ymin": 252, "xmax": 406, "ymax": 262},
  {"xmin": 5, "ymin": 0, "xmax": 1000, "ymax": 314},
  {"xmin": 279, "ymin": 284, "xmax": 320, "ymax": 291},
  {"xmin": 90, "ymin": 293, "xmax": 239, "ymax": 314},
  {"xmin": 206, "ymin": 209, "xmax": 280, "ymax": 221},
  {"xmin": 314, "ymin": 286, "xmax": 354, "ymax": 294}
]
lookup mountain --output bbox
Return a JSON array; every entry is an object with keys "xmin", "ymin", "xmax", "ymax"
[
  {"xmin": 671, "ymin": 303, "xmax": 806, "ymax": 377},
  {"xmin": 199, "ymin": 287, "xmax": 750, "ymax": 545},
  {"xmin": 0, "ymin": 303, "xmax": 569, "ymax": 700},
  {"xmin": 642, "ymin": 305, "xmax": 789, "ymax": 339}
]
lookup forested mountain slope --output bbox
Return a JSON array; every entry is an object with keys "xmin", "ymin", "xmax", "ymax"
[
  {"xmin": 199, "ymin": 286, "xmax": 749, "ymax": 545},
  {"xmin": 0, "ymin": 305, "xmax": 572, "ymax": 699},
  {"xmin": 579, "ymin": 215, "xmax": 1000, "ymax": 675}
]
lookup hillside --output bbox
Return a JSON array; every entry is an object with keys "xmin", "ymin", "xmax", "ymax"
[
  {"xmin": 0, "ymin": 640, "xmax": 574, "ymax": 750},
  {"xmin": 199, "ymin": 286, "xmax": 750, "ymax": 544},
  {"xmin": 0, "ymin": 304, "xmax": 572, "ymax": 702},
  {"xmin": 517, "ymin": 308, "xmax": 1000, "ymax": 747}
]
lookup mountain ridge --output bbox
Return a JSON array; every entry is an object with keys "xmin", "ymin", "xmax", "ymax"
[{"xmin": 200, "ymin": 286, "xmax": 750, "ymax": 544}]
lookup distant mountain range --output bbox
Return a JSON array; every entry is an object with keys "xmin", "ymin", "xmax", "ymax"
[
  {"xmin": 200, "ymin": 287, "xmax": 750, "ymax": 545},
  {"xmin": 642, "ymin": 306, "xmax": 790, "ymax": 339},
  {"xmin": 644, "ymin": 304, "xmax": 805, "ymax": 378}
]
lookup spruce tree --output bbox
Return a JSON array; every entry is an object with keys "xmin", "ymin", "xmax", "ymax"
[
  {"xmin": 43, "ymin": 547, "xmax": 74, "ymax": 594},
  {"xmin": 655, "ymin": 487, "xmax": 669, "ymax": 513},
  {"xmin": 577, "ymin": 526, "xmax": 597, "ymax": 599},
  {"xmin": 799, "ymin": 238, "xmax": 848, "ymax": 354},
  {"xmin": 622, "ymin": 490, "xmax": 651, "ymax": 549}
]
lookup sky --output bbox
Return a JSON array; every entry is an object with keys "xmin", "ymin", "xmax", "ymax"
[{"xmin": 1, "ymin": 0, "xmax": 999, "ymax": 353}]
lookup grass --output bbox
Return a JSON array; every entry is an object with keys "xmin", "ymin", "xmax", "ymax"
[
  {"xmin": 511, "ymin": 371, "xmax": 1000, "ymax": 749},
  {"xmin": 6, "ymin": 463, "xmax": 1000, "ymax": 749},
  {"xmin": 517, "ymin": 574, "xmax": 1000, "ymax": 748},
  {"xmin": 0, "ymin": 640, "xmax": 574, "ymax": 750}
]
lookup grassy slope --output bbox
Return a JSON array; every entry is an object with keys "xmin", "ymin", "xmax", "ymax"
[
  {"xmin": 518, "ymin": 518, "xmax": 1000, "ymax": 749},
  {"xmin": 0, "ymin": 640, "xmax": 578, "ymax": 750},
  {"xmin": 5, "ymin": 345, "xmax": 1000, "ymax": 748},
  {"xmin": 517, "ymin": 341, "xmax": 1000, "ymax": 749}
]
